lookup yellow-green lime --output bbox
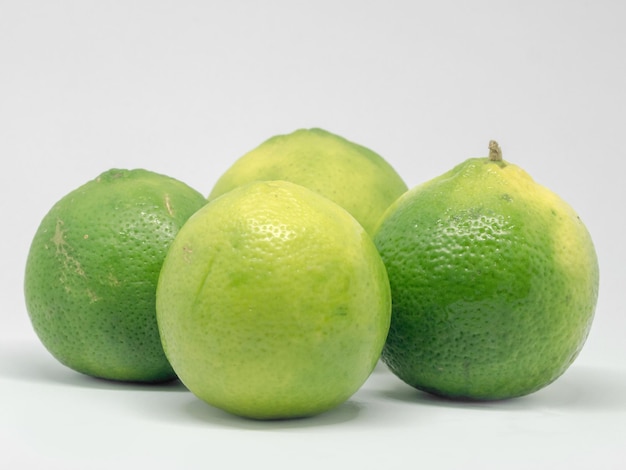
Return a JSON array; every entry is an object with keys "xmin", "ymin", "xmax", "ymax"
[
  {"xmin": 373, "ymin": 142, "xmax": 599, "ymax": 400},
  {"xmin": 24, "ymin": 169, "xmax": 207, "ymax": 382},
  {"xmin": 156, "ymin": 180, "xmax": 391, "ymax": 419},
  {"xmin": 208, "ymin": 128, "xmax": 408, "ymax": 235}
]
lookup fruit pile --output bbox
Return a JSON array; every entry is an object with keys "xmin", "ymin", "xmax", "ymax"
[{"xmin": 24, "ymin": 129, "xmax": 599, "ymax": 419}]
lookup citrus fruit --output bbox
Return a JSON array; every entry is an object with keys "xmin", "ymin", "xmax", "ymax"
[
  {"xmin": 24, "ymin": 168, "xmax": 207, "ymax": 382},
  {"xmin": 208, "ymin": 128, "xmax": 408, "ymax": 235},
  {"xmin": 156, "ymin": 180, "xmax": 391, "ymax": 419},
  {"xmin": 373, "ymin": 141, "xmax": 599, "ymax": 400}
]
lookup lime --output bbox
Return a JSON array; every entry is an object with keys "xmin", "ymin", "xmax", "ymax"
[
  {"xmin": 24, "ymin": 169, "xmax": 207, "ymax": 382},
  {"xmin": 157, "ymin": 180, "xmax": 391, "ymax": 419},
  {"xmin": 373, "ymin": 141, "xmax": 599, "ymax": 399},
  {"xmin": 208, "ymin": 128, "xmax": 408, "ymax": 235}
]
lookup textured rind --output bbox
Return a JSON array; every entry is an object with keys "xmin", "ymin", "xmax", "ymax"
[
  {"xmin": 208, "ymin": 128, "xmax": 408, "ymax": 235},
  {"xmin": 24, "ymin": 169, "xmax": 207, "ymax": 382},
  {"xmin": 157, "ymin": 180, "xmax": 392, "ymax": 419},
  {"xmin": 374, "ymin": 158, "xmax": 599, "ymax": 399}
]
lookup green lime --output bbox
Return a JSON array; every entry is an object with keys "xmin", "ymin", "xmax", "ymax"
[
  {"xmin": 208, "ymin": 128, "xmax": 408, "ymax": 235},
  {"xmin": 373, "ymin": 141, "xmax": 599, "ymax": 399},
  {"xmin": 24, "ymin": 169, "xmax": 207, "ymax": 382},
  {"xmin": 157, "ymin": 180, "xmax": 391, "ymax": 419}
]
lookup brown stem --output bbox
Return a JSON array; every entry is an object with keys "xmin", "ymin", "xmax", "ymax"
[{"xmin": 488, "ymin": 140, "xmax": 502, "ymax": 161}]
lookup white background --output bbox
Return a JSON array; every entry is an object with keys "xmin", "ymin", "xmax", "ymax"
[{"xmin": 1, "ymin": 1, "xmax": 625, "ymax": 468}]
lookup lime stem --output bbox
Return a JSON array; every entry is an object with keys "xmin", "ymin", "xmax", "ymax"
[{"xmin": 488, "ymin": 141, "xmax": 502, "ymax": 161}]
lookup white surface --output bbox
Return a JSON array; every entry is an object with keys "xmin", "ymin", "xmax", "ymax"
[
  {"xmin": 2, "ymin": 340, "xmax": 626, "ymax": 470},
  {"xmin": 1, "ymin": 1, "xmax": 625, "ymax": 469}
]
